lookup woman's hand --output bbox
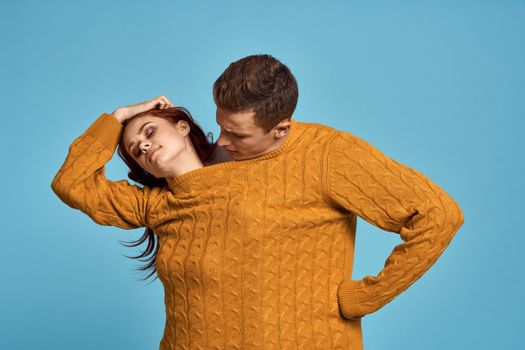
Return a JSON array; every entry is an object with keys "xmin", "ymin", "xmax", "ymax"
[{"xmin": 112, "ymin": 95, "xmax": 174, "ymax": 123}]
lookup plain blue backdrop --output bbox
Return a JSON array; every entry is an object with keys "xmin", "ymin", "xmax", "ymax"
[{"xmin": 1, "ymin": 0, "xmax": 523, "ymax": 349}]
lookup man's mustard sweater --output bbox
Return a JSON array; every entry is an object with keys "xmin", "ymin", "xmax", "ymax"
[{"xmin": 52, "ymin": 113, "xmax": 464, "ymax": 350}]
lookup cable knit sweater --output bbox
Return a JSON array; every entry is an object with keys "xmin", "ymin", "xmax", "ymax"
[{"xmin": 51, "ymin": 113, "xmax": 464, "ymax": 350}]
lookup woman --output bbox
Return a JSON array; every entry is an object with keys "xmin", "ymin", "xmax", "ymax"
[
  {"xmin": 53, "ymin": 95, "xmax": 239, "ymax": 349},
  {"xmin": 52, "ymin": 95, "xmax": 228, "ymax": 278},
  {"xmin": 115, "ymin": 97, "xmax": 230, "ymax": 278}
]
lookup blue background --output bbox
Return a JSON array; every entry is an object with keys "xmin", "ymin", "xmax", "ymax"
[{"xmin": 1, "ymin": 0, "xmax": 523, "ymax": 349}]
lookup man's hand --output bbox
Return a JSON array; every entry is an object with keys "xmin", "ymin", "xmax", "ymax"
[{"xmin": 112, "ymin": 95, "xmax": 174, "ymax": 123}]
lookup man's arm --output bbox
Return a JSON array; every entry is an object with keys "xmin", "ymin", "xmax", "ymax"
[{"xmin": 323, "ymin": 131, "xmax": 464, "ymax": 320}]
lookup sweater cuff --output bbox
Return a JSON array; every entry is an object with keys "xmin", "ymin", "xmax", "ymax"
[
  {"xmin": 84, "ymin": 113, "xmax": 123, "ymax": 152},
  {"xmin": 337, "ymin": 279, "xmax": 369, "ymax": 320}
]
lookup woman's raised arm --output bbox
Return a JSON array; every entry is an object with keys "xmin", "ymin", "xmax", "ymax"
[
  {"xmin": 112, "ymin": 95, "xmax": 173, "ymax": 123},
  {"xmin": 51, "ymin": 110, "xmax": 162, "ymax": 229}
]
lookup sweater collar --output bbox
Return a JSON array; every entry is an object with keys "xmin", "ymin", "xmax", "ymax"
[{"xmin": 167, "ymin": 119, "xmax": 302, "ymax": 193}]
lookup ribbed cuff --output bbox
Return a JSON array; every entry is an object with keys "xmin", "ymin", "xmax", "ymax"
[
  {"xmin": 84, "ymin": 113, "xmax": 123, "ymax": 152},
  {"xmin": 337, "ymin": 279, "xmax": 369, "ymax": 320}
]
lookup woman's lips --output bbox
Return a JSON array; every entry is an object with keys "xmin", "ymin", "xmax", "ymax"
[{"xmin": 147, "ymin": 146, "xmax": 160, "ymax": 163}]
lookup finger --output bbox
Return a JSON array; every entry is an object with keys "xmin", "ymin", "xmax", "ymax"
[
  {"xmin": 147, "ymin": 99, "xmax": 160, "ymax": 109},
  {"xmin": 153, "ymin": 98, "xmax": 165, "ymax": 109},
  {"xmin": 159, "ymin": 96, "xmax": 171, "ymax": 108},
  {"xmin": 151, "ymin": 96, "xmax": 163, "ymax": 104}
]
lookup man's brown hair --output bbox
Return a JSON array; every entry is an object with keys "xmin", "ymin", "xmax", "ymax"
[{"xmin": 213, "ymin": 54, "xmax": 299, "ymax": 133}]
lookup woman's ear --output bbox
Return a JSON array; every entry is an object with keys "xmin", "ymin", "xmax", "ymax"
[{"xmin": 176, "ymin": 120, "xmax": 190, "ymax": 136}]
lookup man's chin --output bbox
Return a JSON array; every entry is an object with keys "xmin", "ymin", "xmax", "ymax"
[
  {"xmin": 226, "ymin": 149, "xmax": 241, "ymax": 158},
  {"xmin": 230, "ymin": 153, "xmax": 251, "ymax": 161}
]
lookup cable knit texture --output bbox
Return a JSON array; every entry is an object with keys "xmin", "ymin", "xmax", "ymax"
[{"xmin": 52, "ymin": 113, "xmax": 464, "ymax": 350}]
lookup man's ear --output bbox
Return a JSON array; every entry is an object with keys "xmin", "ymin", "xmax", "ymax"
[
  {"xmin": 272, "ymin": 119, "xmax": 291, "ymax": 139},
  {"xmin": 176, "ymin": 120, "xmax": 191, "ymax": 136}
]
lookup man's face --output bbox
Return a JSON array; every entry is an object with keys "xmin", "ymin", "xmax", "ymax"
[{"xmin": 215, "ymin": 107, "xmax": 289, "ymax": 160}]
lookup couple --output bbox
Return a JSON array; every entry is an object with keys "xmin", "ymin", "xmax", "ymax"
[{"xmin": 52, "ymin": 54, "xmax": 464, "ymax": 350}]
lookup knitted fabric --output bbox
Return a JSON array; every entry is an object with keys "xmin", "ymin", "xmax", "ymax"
[{"xmin": 52, "ymin": 113, "xmax": 464, "ymax": 349}]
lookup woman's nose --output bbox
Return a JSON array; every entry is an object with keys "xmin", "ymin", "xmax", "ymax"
[{"xmin": 139, "ymin": 141, "xmax": 151, "ymax": 153}]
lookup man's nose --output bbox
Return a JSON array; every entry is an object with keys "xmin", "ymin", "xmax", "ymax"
[{"xmin": 217, "ymin": 132, "xmax": 230, "ymax": 147}]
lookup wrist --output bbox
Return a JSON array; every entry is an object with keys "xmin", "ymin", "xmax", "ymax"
[{"xmin": 111, "ymin": 108, "xmax": 128, "ymax": 123}]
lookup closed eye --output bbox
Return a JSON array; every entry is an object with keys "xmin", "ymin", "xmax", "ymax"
[{"xmin": 146, "ymin": 127, "xmax": 155, "ymax": 137}]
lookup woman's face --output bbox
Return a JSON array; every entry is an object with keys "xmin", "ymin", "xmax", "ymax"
[{"xmin": 122, "ymin": 115, "xmax": 190, "ymax": 179}]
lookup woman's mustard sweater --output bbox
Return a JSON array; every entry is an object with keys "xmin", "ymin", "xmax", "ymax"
[{"xmin": 52, "ymin": 113, "xmax": 464, "ymax": 350}]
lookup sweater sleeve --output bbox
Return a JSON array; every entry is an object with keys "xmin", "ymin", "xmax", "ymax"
[
  {"xmin": 324, "ymin": 132, "xmax": 464, "ymax": 320},
  {"xmin": 51, "ymin": 113, "xmax": 152, "ymax": 229}
]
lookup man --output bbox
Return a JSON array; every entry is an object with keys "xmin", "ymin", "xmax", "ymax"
[{"xmin": 211, "ymin": 54, "xmax": 464, "ymax": 349}]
